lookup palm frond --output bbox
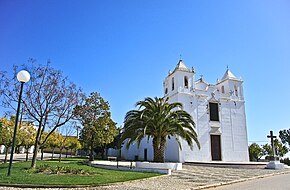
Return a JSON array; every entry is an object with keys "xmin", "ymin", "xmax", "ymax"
[{"xmin": 121, "ymin": 96, "xmax": 200, "ymax": 154}]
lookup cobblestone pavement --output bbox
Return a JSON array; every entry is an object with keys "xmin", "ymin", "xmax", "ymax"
[{"xmin": 0, "ymin": 164, "xmax": 289, "ymax": 190}]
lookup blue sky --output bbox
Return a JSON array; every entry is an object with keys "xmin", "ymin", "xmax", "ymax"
[{"xmin": 1, "ymin": 1, "xmax": 290, "ymax": 144}]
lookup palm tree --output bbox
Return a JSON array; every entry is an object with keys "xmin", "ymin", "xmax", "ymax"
[{"xmin": 121, "ymin": 97, "xmax": 200, "ymax": 162}]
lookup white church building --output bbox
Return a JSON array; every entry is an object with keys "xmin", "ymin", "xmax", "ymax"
[{"xmin": 121, "ymin": 60, "xmax": 249, "ymax": 162}]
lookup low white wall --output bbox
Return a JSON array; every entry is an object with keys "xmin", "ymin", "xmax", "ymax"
[
  {"xmin": 88, "ymin": 161, "xmax": 171, "ymax": 175},
  {"xmin": 136, "ymin": 162, "xmax": 182, "ymax": 170}
]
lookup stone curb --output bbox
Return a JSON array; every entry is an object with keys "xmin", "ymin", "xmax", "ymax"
[{"xmin": 193, "ymin": 170, "xmax": 290, "ymax": 190}]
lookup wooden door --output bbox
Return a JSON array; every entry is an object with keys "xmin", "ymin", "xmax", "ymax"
[{"xmin": 211, "ymin": 135, "xmax": 222, "ymax": 161}]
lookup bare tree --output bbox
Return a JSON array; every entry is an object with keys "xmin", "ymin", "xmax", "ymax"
[{"xmin": 0, "ymin": 59, "xmax": 84, "ymax": 168}]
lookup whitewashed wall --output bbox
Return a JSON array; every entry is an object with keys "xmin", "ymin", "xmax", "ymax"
[{"xmin": 122, "ymin": 63, "xmax": 249, "ymax": 163}]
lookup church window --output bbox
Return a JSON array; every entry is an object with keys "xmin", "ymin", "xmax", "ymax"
[
  {"xmin": 172, "ymin": 77, "xmax": 175, "ymax": 91},
  {"xmin": 234, "ymin": 85, "xmax": 238, "ymax": 96},
  {"xmin": 209, "ymin": 102, "xmax": 219, "ymax": 121},
  {"xmin": 165, "ymin": 88, "xmax": 168, "ymax": 94},
  {"xmin": 221, "ymin": 86, "xmax": 225, "ymax": 94},
  {"xmin": 184, "ymin": 76, "xmax": 188, "ymax": 88}
]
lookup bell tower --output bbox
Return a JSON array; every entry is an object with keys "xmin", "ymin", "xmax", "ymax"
[
  {"xmin": 163, "ymin": 59, "xmax": 195, "ymax": 97},
  {"xmin": 216, "ymin": 68, "xmax": 244, "ymax": 100}
]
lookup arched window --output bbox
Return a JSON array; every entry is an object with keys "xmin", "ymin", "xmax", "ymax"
[
  {"xmin": 221, "ymin": 86, "xmax": 225, "ymax": 94},
  {"xmin": 172, "ymin": 77, "xmax": 175, "ymax": 91},
  {"xmin": 184, "ymin": 76, "xmax": 188, "ymax": 88},
  {"xmin": 165, "ymin": 88, "xmax": 168, "ymax": 94}
]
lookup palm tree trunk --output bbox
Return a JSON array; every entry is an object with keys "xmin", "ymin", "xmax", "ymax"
[{"xmin": 153, "ymin": 138, "xmax": 166, "ymax": 162}]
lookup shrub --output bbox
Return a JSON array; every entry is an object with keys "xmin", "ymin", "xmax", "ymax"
[
  {"xmin": 28, "ymin": 164, "xmax": 94, "ymax": 175},
  {"xmin": 281, "ymin": 158, "xmax": 290, "ymax": 166}
]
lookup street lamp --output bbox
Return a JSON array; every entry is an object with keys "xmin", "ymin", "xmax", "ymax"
[{"xmin": 7, "ymin": 70, "xmax": 30, "ymax": 176}]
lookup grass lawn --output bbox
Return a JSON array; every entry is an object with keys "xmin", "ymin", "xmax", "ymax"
[{"xmin": 0, "ymin": 158, "xmax": 160, "ymax": 186}]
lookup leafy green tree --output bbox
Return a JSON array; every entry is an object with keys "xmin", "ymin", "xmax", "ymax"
[
  {"xmin": 248, "ymin": 143, "xmax": 264, "ymax": 161},
  {"xmin": 121, "ymin": 97, "xmax": 200, "ymax": 162},
  {"xmin": 0, "ymin": 60, "xmax": 84, "ymax": 168},
  {"xmin": 46, "ymin": 131, "xmax": 61, "ymax": 159},
  {"xmin": 279, "ymin": 129, "xmax": 290, "ymax": 148},
  {"xmin": 263, "ymin": 139, "xmax": 289, "ymax": 160},
  {"xmin": 95, "ymin": 116, "xmax": 117, "ymax": 158},
  {"xmin": 64, "ymin": 137, "xmax": 72, "ymax": 158},
  {"xmin": 68, "ymin": 137, "xmax": 81, "ymax": 157},
  {"xmin": 39, "ymin": 132, "xmax": 51, "ymax": 160},
  {"xmin": 107, "ymin": 127, "xmax": 123, "ymax": 158},
  {"xmin": 0, "ymin": 117, "xmax": 14, "ymax": 163},
  {"xmin": 18, "ymin": 122, "xmax": 36, "ymax": 161},
  {"xmin": 262, "ymin": 144, "xmax": 272, "ymax": 159},
  {"xmin": 274, "ymin": 139, "xmax": 289, "ymax": 157},
  {"xmin": 74, "ymin": 92, "xmax": 117, "ymax": 161},
  {"xmin": 57, "ymin": 134, "xmax": 67, "ymax": 162}
]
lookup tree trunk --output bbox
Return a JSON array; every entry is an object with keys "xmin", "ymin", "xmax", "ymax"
[
  {"xmin": 89, "ymin": 146, "xmax": 94, "ymax": 161},
  {"xmin": 31, "ymin": 123, "xmax": 42, "ymax": 168},
  {"xmin": 41, "ymin": 148, "xmax": 44, "ymax": 160},
  {"xmin": 89, "ymin": 134, "xmax": 94, "ymax": 161},
  {"xmin": 66, "ymin": 149, "xmax": 68, "ymax": 158},
  {"xmin": 101, "ymin": 148, "xmax": 105, "ymax": 159},
  {"xmin": 4, "ymin": 147, "xmax": 8, "ymax": 163},
  {"xmin": 71, "ymin": 149, "xmax": 73, "ymax": 157},
  {"xmin": 52, "ymin": 148, "xmax": 55, "ymax": 159},
  {"xmin": 16, "ymin": 146, "xmax": 20, "ymax": 154},
  {"xmin": 26, "ymin": 148, "xmax": 29, "ymax": 161},
  {"xmin": 153, "ymin": 137, "xmax": 166, "ymax": 162},
  {"xmin": 59, "ymin": 148, "xmax": 63, "ymax": 162}
]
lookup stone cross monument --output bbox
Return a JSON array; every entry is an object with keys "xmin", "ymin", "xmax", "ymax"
[
  {"xmin": 265, "ymin": 130, "xmax": 284, "ymax": 170},
  {"xmin": 267, "ymin": 130, "xmax": 277, "ymax": 160}
]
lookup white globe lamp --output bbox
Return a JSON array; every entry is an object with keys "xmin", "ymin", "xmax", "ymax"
[{"xmin": 17, "ymin": 70, "xmax": 30, "ymax": 83}]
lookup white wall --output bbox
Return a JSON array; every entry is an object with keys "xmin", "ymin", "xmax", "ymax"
[{"xmin": 122, "ymin": 67, "xmax": 249, "ymax": 163}]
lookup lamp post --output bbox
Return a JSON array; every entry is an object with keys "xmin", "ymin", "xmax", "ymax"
[{"xmin": 7, "ymin": 70, "xmax": 30, "ymax": 176}]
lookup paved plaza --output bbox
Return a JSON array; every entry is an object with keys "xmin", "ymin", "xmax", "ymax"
[
  {"xmin": 91, "ymin": 164, "xmax": 290, "ymax": 190},
  {"xmin": 206, "ymin": 173, "xmax": 290, "ymax": 190}
]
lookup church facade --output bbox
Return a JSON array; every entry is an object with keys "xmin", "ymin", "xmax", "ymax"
[{"xmin": 121, "ymin": 60, "xmax": 249, "ymax": 162}]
